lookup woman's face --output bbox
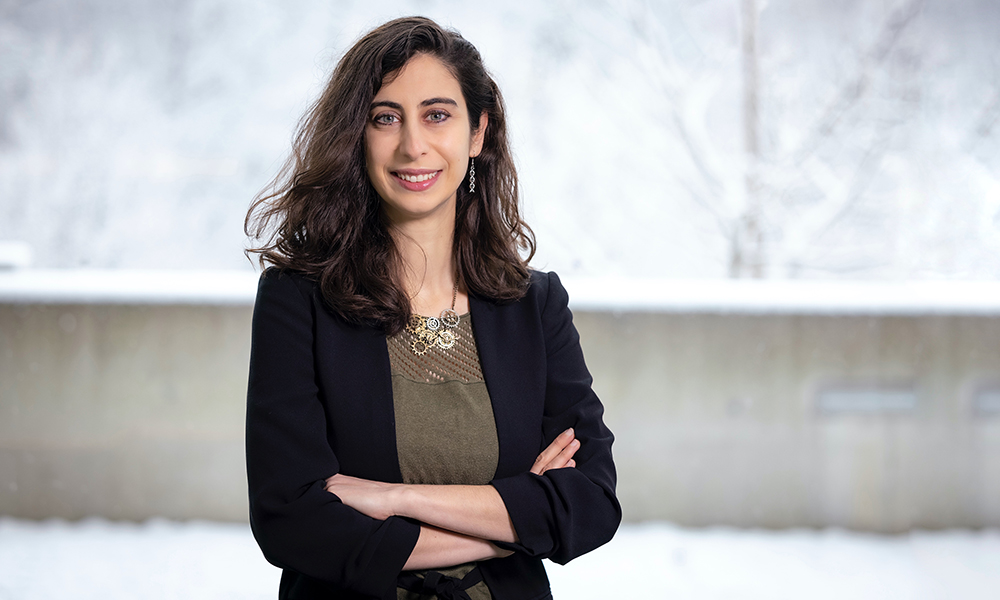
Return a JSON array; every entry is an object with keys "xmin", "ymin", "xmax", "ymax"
[{"xmin": 365, "ymin": 53, "xmax": 486, "ymax": 225}]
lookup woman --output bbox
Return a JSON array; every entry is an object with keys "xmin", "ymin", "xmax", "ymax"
[{"xmin": 245, "ymin": 16, "xmax": 620, "ymax": 600}]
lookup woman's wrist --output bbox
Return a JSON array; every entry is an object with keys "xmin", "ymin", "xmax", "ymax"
[
  {"xmin": 392, "ymin": 484, "xmax": 435, "ymax": 522},
  {"xmin": 388, "ymin": 483, "xmax": 412, "ymax": 519}
]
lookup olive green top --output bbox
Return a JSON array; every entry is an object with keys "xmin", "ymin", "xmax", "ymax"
[{"xmin": 387, "ymin": 313, "xmax": 498, "ymax": 600}]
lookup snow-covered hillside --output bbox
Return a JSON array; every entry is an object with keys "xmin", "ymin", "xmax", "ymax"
[{"xmin": 1, "ymin": 0, "xmax": 998, "ymax": 279}]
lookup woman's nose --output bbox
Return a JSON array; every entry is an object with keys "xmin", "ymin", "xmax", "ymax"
[{"xmin": 398, "ymin": 120, "xmax": 428, "ymax": 159}]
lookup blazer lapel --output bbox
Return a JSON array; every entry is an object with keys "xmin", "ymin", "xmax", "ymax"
[
  {"xmin": 317, "ymin": 309, "xmax": 403, "ymax": 484},
  {"xmin": 469, "ymin": 294, "xmax": 546, "ymax": 479},
  {"xmin": 357, "ymin": 325, "xmax": 404, "ymax": 483}
]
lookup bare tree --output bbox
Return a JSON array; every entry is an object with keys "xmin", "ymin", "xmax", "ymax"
[
  {"xmin": 733, "ymin": 0, "xmax": 763, "ymax": 277},
  {"xmin": 602, "ymin": 0, "xmax": 938, "ymax": 278}
]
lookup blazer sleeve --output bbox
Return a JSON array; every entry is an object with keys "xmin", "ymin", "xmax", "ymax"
[
  {"xmin": 489, "ymin": 271, "xmax": 622, "ymax": 564},
  {"xmin": 245, "ymin": 269, "xmax": 420, "ymax": 597}
]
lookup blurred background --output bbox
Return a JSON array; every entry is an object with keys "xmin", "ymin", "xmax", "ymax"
[{"xmin": 2, "ymin": 0, "xmax": 999, "ymax": 597}]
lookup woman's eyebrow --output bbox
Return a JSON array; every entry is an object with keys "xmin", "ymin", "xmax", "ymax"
[
  {"xmin": 369, "ymin": 97, "xmax": 458, "ymax": 111},
  {"xmin": 370, "ymin": 100, "xmax": 403, "ymax": 111},
  {"xmin": 419, "ymin": 97, "xmax": 458, "ymax": 107}
]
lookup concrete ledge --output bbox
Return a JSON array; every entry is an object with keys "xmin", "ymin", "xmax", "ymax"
[
  {"xmin": 3, "ymin": 269, "xmax": 1000, "ymax": 314},
  {"xmin": 0, "ymin": 270, "xmax": 261, "ymax": 305}
]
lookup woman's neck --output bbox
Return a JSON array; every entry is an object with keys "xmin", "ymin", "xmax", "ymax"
[{"xmin": 390, "ymin": 212, "xmax": 465, "ymax": 316}]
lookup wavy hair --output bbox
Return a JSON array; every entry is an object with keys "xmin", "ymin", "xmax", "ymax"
[{"xmin": 245, "ymin": 17, "xmax": 535, "ymax": 334}]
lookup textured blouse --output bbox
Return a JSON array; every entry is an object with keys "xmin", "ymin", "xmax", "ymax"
[{"xmin": 386, "ymin": 313, "xmax": 498, "ymax": 600}]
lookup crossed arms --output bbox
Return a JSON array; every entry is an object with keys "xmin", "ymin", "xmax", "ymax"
[{"xmin": 324, "ymin": 428, "xmax": 580, "ymax": 570}]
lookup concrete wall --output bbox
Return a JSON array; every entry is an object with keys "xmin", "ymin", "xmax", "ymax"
[
  {"xmin": 2, "ymin": 303, "xmax": 999, "ymax": 531},
  {"xmin": 577, "ymin": 312, "xmax": 1000, "ymax": 532},
  {"xmin": 0, "ymin": 304, "xmax": 252, "ymax": 521}
]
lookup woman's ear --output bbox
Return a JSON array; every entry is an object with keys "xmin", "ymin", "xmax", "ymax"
[{"xmin": 470, "ymin": 111, "xmax": 488, "ymax": 157}]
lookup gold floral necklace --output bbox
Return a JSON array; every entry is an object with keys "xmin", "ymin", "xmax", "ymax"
[{"xmin": 405, "ymin": 283, "xmax": 460, "ymax": 355}]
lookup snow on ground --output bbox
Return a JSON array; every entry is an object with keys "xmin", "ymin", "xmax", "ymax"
[{"xmin": 2, "ymin": 518, "xmax": 998, "ymax": 600}]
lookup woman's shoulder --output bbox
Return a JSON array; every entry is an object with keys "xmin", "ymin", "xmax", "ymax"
[
  {"xmin": 255, "ymin": 268, "xmax": 377, "ymax": 334},
  {"xmin": 527, "ymin": 269, "xmax": 549, "ymax": 287},
  {"xmin": 258, "ymin": 266, "xmax": 317, "ymax": 285},
  {"xmin": 526, "ymin": 269, "xmax": 567, "ymax": 299},
  {"xmin": 513, "ymin": 269, "xmax": 571, "ymax": 317},
  {"xmin": 255, "ymin": 267, "xmax": 320, "ymax": 305}
]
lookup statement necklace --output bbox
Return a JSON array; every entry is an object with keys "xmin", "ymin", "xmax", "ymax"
[{"xmin": 406, "ymin": 283, "xmax": 461, "ymax": 355}]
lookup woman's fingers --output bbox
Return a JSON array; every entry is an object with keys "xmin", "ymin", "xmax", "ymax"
[
  {"xmin": 553, "ymin": 438, "xmax": 580, "ymax": 468},
  {"xmin": 324, "ymin": 473, "xmax": 398, "ymax": 520},
  {"xmin": 531, "ymin": 428, "xmax": 580, "ymax": 475},
  {"xmin": 324, "ymin": 473, "xmax": 353, "ymax": 491},
  {"xmin": 540, "ymin": 438, "xmax": 579, "ymax": 474},
  {"xmin": 530, "ymin": 428, "xmax": 573, "ymax": 475}
]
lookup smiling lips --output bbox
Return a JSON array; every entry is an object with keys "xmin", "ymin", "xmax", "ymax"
[{"xmin": 393, "ymin": 169, "xmax": 441, "ymax": 191}]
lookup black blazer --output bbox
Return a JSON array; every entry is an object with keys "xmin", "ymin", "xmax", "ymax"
[{"xmin": 246, "ymin": 269, "xmax": 620, "ymax": 600}]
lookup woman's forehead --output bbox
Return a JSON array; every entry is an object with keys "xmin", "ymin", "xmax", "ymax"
[{"xmin": 373, "ymin": 54, "xmax": 465, "ymax": 109}]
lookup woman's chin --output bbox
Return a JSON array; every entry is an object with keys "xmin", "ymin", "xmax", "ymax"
[{"xmin": 381, "ymin": 195, "xmax": 458, "ymax": 226}]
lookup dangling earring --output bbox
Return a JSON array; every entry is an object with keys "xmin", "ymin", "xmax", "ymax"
[{"xmin": 468, "ymin": 157, "xmax": 476, "ymax": 194}]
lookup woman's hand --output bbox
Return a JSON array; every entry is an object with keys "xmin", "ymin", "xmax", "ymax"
[
  {"xmin": 531, "ymin": 428, "xmax": 579, "ymax": 475},
  {"xmin": 324, "ymin": 474, "xmax": 400, "ymax": 520}
]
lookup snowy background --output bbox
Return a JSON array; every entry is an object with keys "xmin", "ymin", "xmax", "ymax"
[
  {"xmin": 4, "ymin": 1, "xmax": 1000, "ymax": 597},
  {"xmin": 1, "ymin": 0, "xmax": 998, "ymax": 278},
  {"xmin": 3, "ymin": 518, "xmax": 1000, "ymax": 600}
]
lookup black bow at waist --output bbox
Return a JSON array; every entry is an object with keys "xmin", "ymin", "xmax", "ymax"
[{"xmin": 397, "ymin": 567, "xmax": 484, "ymax": 600}]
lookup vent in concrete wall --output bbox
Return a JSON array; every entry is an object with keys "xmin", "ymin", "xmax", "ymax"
[
  {"xmin": 816, "ymin": 385, "xmax": 917, "ymax": 414},
  {"xmin": 974, "ymin": 388, "xmax": 1000, "ymax": 415}
]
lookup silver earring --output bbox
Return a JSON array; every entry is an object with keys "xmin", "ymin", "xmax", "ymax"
[{"xmin": 468, "ymin": 157, "xmax": 476, "ymax": 194}]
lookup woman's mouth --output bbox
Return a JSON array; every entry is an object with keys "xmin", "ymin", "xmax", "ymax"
[{"xmin": 393, "ymin": 170, "xmax": 441, "ymax": 191}]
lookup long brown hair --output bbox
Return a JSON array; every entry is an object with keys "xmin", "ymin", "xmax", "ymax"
[{"xmin": 245, "ymin": 17, "xmax": 535, "ymax": 334}]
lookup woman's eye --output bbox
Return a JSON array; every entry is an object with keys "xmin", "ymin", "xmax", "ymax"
[
  {"xmin": 427, "ymin": 111, "xmax": 450, "ymax": 123},
  {"xmin": 372, "ymin": 113, "xmax": 398, "ymax": 126}
]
